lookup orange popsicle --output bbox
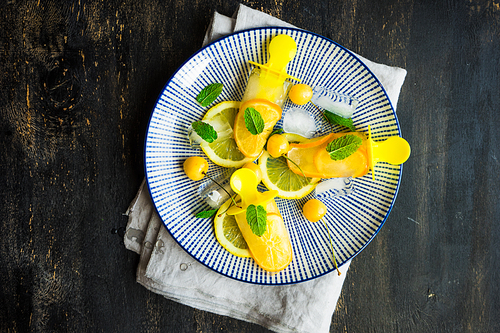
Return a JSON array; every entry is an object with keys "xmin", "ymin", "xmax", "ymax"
[{"xmin": 286, "ymin": 132, "xmax": 369, "ymax": 179}]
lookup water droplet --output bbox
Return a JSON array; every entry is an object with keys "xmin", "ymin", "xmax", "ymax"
[{"xmin": 111, "ymin": 227, "xmax": 125, "ymax": 237}]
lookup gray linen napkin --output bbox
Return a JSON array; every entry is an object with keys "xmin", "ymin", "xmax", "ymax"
[{"xmin": 124, "ymin": 4, "xmax": 407, "ymax": 333}]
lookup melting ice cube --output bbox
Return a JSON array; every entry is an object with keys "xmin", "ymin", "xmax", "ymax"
[
  {"xmin": 282, "ymin": 107, "xmax": 316, "ymax": 138},
  {"xmin": 187, "ymin": 125, "xmax": 203, "ymax": 148},
  {"xmin": 198, "ymin": 168, "xmax": 236, "ymax": 209},
  {"xmin": 315, "ymin": 177, "xmax": 355, "ymax": 198},
  {"xmin": 311, "ymin": 87, "xmax": 359, "ymax": 118}
]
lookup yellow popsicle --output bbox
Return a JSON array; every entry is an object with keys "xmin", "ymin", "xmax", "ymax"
[{"xmin": 226, "ymin": 169, "xmax": 292, "ymax": 272}]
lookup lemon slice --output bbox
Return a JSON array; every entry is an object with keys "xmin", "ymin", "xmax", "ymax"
[
  {"xmin": 214, "ymin": 199, "xmax": 251, "ymax": 258},
  {"xmin": 258, "ymin": 151, "xmax": 320, "ymax": 199},
  {"xmin": 200, "ymin": 101, "xmax": 254, "ymax": 168},
  {"xmin": 246, "ymin": 213, "xmax": 292, "ymax": 272}
]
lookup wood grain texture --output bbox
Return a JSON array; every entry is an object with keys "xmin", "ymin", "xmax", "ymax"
[{"xmin": 1, "ymin": 0, "xmax": 499, "ymax": 332}]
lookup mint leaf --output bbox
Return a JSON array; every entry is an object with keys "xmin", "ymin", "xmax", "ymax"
[
  {"xmin": 244, "ymin": 107, "xmax": 265, "ymax": 135},
  {"xmin": 323, "ymin": 111, "xmax": 356, "ymax": 131},
  {"xmin": 270, "ymin": 127, "xmax": 284, "ymax": 136},
  {"xmin": 246, "ymin": 204, "xmax": 267, "ymax": 236},
  {"xmin": 195, "ymin": 209, "xmax": 217, "ymax": 218},
  {"xmin": 326, "ymin": 134, "xmax": 362, "ymax": 160},
  {"xmin": 192, "ymin": 121, "xmax": 217, "ymax": 143},
  {"xmin": 196, "ymin": 83, "xmax": 223, "ymax": 107}
]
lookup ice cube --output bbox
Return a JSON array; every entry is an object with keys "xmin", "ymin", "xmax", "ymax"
[
  {"xmin": 187, "ymin": 125, "xmax": 203, "ymax": 148},
  {"xmin": 315, "ymin": 177, "xmax": 355, "ymax": 198},
  {"xmin": 198, "ymin": 169, "xmax": 236, "ymax": 209},
  {"xmin": 283, "ymin": 107, "xmax": 316, "ymax": 138},
  {"xmin": 311, "ymin": 87, "xmax": 358, "ymax": 118}
]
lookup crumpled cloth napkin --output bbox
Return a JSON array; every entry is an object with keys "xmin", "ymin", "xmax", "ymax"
[{"xmin": 124, "ymin": 4, "xmax": 407, "ymax": 333}]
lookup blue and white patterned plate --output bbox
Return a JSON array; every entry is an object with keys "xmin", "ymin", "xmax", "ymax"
[{"xmin": 145, "ymin": 27, "xmax": 402, "ymax": 285}]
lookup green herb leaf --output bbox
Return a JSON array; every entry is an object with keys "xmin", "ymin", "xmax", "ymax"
[
  {"xmin": 326, "ymin": 134, "xmax": 362, "ymax": 160},
  {"xmin": 195, "ymin": 209, "xmax": 217, "ymax": 218},
  {"xmin": 196, "ymin": 83, "xmax": 223, "ymax": 107},
  {"xmin": 246, "ymin": 204, "xmax": 267, "ymax": 236},
  {"xmin": 244, "ymin": 107, "xmax": 265, "ymax": 135},
  {"xmin": 323, "ymin": 111, "xmax": 356, "ymax": 131},
  {"xmin": 192, "ymin": 121, "xmax": 217, "ymax": 143},
  {"xmin": 270, "ymin": 128, "xmax": 284, "ymax": 136}
]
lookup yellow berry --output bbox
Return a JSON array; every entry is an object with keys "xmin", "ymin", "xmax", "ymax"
[
  {"xmin": 183, "ymin": 156, "xmax": 208, "ymax": 181},
  {"xmin": 267, "ymin": 134, "xmax": 289, "ymax": 158},
  {"xmin": 302, "ymin": 199, "xmax": 327, "ymax": 222},
  {"xmin": 289, "ymin": 84, "xmax": 313, "ymax": 105},
  {"xmin": 242, "ymin": 162, "xmax": 263, "ymax": 183}
]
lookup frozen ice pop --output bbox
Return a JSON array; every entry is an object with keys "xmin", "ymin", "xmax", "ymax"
[
  {"xmin": 226, "ymin": 169, "xmax": 292, "ymax": 272},
  {"xmin": 286, "ymin": 129, "xmax": 411, "ymax": 180},
  {"xmin": 286, "ymin": 132, "xmax": 369, "ymax": 179},
  {"xmin": 241, "ymin": 34, "xmax": 300, "ymax": 107}
]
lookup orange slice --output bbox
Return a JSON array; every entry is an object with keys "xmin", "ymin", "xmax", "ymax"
[
  {"xmin": 234, "ymin": 99, "xmax": 282, "ymax": 159},
  {"xmin": 314, "ymin": 145, "xmax": 369, "ymax": 178},
  {"xmin": 286, "ymin": 143, "xmax": 327, "ymax": 178},
  {"xmin": 287, "ymin": 132, "xmax": 369, "ymax": 179},
  {"xmin": 235, "ymin": 211, "xmax": 292, "ymax": 272}
]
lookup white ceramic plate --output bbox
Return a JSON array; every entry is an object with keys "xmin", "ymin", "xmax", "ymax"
[{"xmin": 145, "ymin": 27, "xmax": 402, "ymax": 285}]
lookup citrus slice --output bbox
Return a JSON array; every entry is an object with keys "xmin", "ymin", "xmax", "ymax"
[
  {"xmin": 214, "ymin": 196, "xmax": 281, "ymax": 258},
  {"xmin": 232, "ymin": 209, "xmax": 293, "ymax": 272},
  {"xmin": 245, "ymin": 213, "xmax": 293, "ymax": 272},
  {"xmin": 259, "ymin": 151, "xmax": 320, "ymax": 199},
  {"xmin": 314, "ymin": 145, "xmax": 369, "ymax": 178},
  {"xmin": 200, "ymin": 101, "xmax": 254, "ymax": 168},
  {"xmin": 285, "ymin": 133, "xmax": 336, "ymax": 178},
  {"xmin": 286, "ymin": 136, "xmax": 333, "ymax": 178},
  {"xmin": 234, "ymin": 99, "xmax": 282, "ymax": 159},
  {"xmin": 214, "ymin": 199, "xmax": 251, "ymax": 258},
  {"xmin": 289, "ymin": 133, "xmax": 334, "ymax": 149}
]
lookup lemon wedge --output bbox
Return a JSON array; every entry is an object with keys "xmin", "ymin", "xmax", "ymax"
[
  {"xmin": 200, "ymin": 101, "xmax": 253, "ymax": 168},
  {"xmin": 258, "ymin": 151, "xmax": 320, "ymax": 199},
  {"xmin": 214, "ymin": 199, "xmax": 251, "ymax": 258}
]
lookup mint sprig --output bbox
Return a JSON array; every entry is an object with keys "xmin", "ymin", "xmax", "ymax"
[
  {"xmin": 195, "ymin": 209, "xmax": 217, "ymax": 218},
  {"xmin": 196, "ymin": 83, "xmax": 223, "ymax": 107},
  {"xmin": 192, "ymin": 121, "xmax": 217, "ymax": 143},
  {"xmin": 244, "ymin": 107, "xmax": 265, "ymax": 135},
  {"xmin": 323, "ymin": 111, "xmax": 356, "ymax": 131},
  {"xmin": 326, "ymin": 135, "xmax": 362, "ymax": 160},
  {"xmin": 246, "ymin": 204, "xmax": 267, "ymax": 236}
]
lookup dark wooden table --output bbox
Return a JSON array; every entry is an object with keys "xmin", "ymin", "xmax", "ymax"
[{"xmin": 1, "ymin": 0, "xmax": 499, "ymax": 332}]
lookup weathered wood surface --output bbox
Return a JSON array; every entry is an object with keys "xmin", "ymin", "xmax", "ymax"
[{"xmin": 1, "ymin": 0, "xmax": 499, "ymax": 332}]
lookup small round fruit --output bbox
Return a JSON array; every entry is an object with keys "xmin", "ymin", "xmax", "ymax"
[
  {"xmin": 183, "ymin": 156, "xmax": 208, "ymax": 181},
  {"xmin": 242, "ymin": 162, "xmax": 263, "ymax": 183},
  {"xmin": 302, "ymin": 198, "xmax": 327, "ymax": 222},
  {"xmin": 289, "ymin": 84, "xmax": 313, "ymax": 105},
  {"xmin": 267, "ymin": 134, "xmax": 290, "ymax": 158}
]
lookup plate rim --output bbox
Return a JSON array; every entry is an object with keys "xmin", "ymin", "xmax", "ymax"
[{"xmin": 143, "ymin": 26, "xmax": 403, "ymax": 285}]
